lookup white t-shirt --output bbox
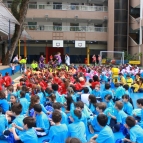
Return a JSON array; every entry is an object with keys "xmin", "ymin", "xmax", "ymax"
[{"xmin": 13, "ymin": 56, "xmax": 18, "ymax": 62}]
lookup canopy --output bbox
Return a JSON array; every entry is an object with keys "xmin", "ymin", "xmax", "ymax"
[{"xmin": 0, "ymin": 1, "xmax": 31, "ymax": 39}]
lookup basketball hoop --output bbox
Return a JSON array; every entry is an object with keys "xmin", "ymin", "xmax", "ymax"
[
  {"xmin": 56, "ymin": 43, "xmax": 60, "ymax": 48},
  {"xmin": 78, "ymin": 43, "xmax": 82, "ymax": 47}
]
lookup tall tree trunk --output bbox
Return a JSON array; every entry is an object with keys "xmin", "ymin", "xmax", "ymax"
[{"xmin": 2, "ymin": 0, "xmax": 29, "ymax": 65}]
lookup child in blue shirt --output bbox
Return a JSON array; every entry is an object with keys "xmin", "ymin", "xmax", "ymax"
[
  {"xmin": 136, "ymin": 98, "xmax": 143, "ymax": 128},
  {"xmin": 88, "ymin": 95, "xmax": 97, "ymax": 114},
  {"xmin": 68, "ymin": 109, "xmax": 87, "ymax": 143},
  {"xmin": 122, "ymin": 94, "xmax": 133, "ymax": 115},
  {"xmin": 90, "ymin": 114, "xmax": 114, "ymax": 143},
  {"xmin": 36, "ymin": 86, "xmax": 45, "ymax": 105},
  {"xmin": 0, "ymin": 91, "xmax": 9, "ymax": 113},
  {"xmin": 47, "ymin": 110, "xmax": 68, "ymax": 143},
  {"xmin": 33, "ymin": 104, "xmax": 50, "ymax": 137},
  {"xmin": 88, "ymin": 102, "xmax": 107, "ymax": 134},
  {"xmin": 10, "ymin": 117, "xmax": 38, "ymax": 143},
  {"xmin": 108, "ymin": 101, "xmax": 127, "ymax": 132},
  {"xmin": 0, "ymin": 107, "xmax": 8, "ymax": 140},
  {"xmin": 53, "ymin": 102, "xmax": 68, "ymax": 125},
  {"xmin": 104, "ymin": 94, "xmax": 114, "ymax": 108},
  {"xmin": 101, "ymin": 83, "xmax": 113, "ymax": 100},
  {"xmin": 92, "ymin": 84, "xmax": 101, "ymax": 102},
  {"xmin": 123, "ymin": 116, "xmax": 143, "ymax": 143},
  {"xmin": 19, "ymin": 91, "xmax": 29, "ymax": 115},
  {"xmin": 114, "ymin": 83, "xmax": 125, "ymax": 101}
]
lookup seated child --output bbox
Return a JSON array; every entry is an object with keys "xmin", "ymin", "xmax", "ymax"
[
  {"xmin": 122, "ymin": 94, "xmax": 133, "ymax": 115},
  {"xmin": 89, "ymin": 102, "xmax": 106, "ymax": 134},
  {"xmin": 92, "ymin": 84, "xmax": 101, "ymax": 101},
  {"xmin": 0, "ymin": 107, "xmax": 8, "ymax": 140},
  {"xmin": 101, "ymin": 83, "xmax": 113, "ymax": 100},
  {"xmin": 33, "ymin": 104, "xmax": 50, "ymax": 137},
  {"xmin": 0, "ymin": 91, "xmax": 9, "ymax": 114},
  {"xmin": 131, "ymin": 80, "xmax": 139, "ymax": 93},
  {"xmin": 104, "ymin": 94, "xmax": 114, "ymax": 108},
  {"xmin": 46, "ymin": 110, "xmax": 68, "ymax": 143},
  {"xmin": 19, "ymin": 91, "xmax": 29, "ymax": 115},
  {"xmin": 68, "ymin": 109, "xmax": 87, "ymax": 143},
  {"xmin": 52, "ymin": 102, "xmax": 68, "ymax": 125},
  {"xmin": 90, "ymin": 114, "xmax": 114, "ymax": 143},
  {"xmin": 136, "ymin": 98, "xmax": 143, "ymax": 128},
  {"xmin": 10, "ymin": 117, "xmax": 38, "ymax": 143},
  {"xmin": 124, "ymin": 116, "xmax": 143, "ymax": 143},
  {"xmin": 108, "ymin": 101, "xmax": 127, "ymax": 132},
  {"xmin": 88, "ymin": 95, "xmax": 97, "ymax": 114}
]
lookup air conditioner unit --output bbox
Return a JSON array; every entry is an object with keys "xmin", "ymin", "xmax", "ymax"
[
  {"xmin": 75, "ymin": 15, "xmax": 78, "ymax": 18},
  {"xmin": 104, "ymin": 16, "xmax": 108, "ymax": 20}
]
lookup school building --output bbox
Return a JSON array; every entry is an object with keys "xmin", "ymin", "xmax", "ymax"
[{"xmin": 1, "ymin": 0, "xmax": 143, "ymax": 64}]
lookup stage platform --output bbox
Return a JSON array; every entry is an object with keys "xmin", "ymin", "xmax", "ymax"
[{"xmin": 0, "ymin": 64, "xmax": 20, "ymax": 76}]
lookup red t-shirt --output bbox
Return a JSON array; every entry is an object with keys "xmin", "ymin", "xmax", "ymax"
[
  {"xmin": 3, "ymin": 76, "xmax": 12, "ymax": 87},
  {"xmin": 91, "ymin": 81, "xmax": 100, "ymax": 89},
  {"xmin": 0, "ymin": 78, "xmax": 4, "ymax": 91}
]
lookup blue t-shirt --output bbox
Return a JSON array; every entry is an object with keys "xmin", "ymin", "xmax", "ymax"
[
  {"xmin": 12, "ymin": 115, "xmax": 25, "ymax": 135},
  {"xmin": 19, "ymin": 98, "xmax": 29, "ymax": 114},
  {"xmin": 92, "ymin": 90, "xmax": 101, "ymax": 97},
  {"xmin": 36, "ymin": 112, "xmax": 49, "ymax": 134},
  {"xmin": 61, "ymin": 111, "xmax": 68, "ymax": 125},
  {"xmin": 0, "ymin": 99, "xmax": 9, "ymax": 113},
  {"xmin": 130, "ymin": 125, "xmax": 143, "ymax": 143},
  {"xmin": 19, "ymin": 128, "xmax": 38, "ymax": 143},
  {"xmin": 114, "ymin": 87, "xmax": 125, "ymax": 99},
  {"xmin": 91, "ymin": 115, "xmax": 102, "ymax": 132},
  {"xmin": 139, "ymin": 109, "xmax": 143, "ymax": 128},
  {"xmin": 37, "ymin": 92, "xmax": 44, "ymax": 105},
  {"xmin": 96, "ymin": 125, "xmax": 114, "ymax": 143},
  {"xmin": 25, "ymin": 92, "xmax": 31, "ymax": 102},
  {"xmin": 101, "ymin": 90, "xmax": 113, "ymax": 100},
  {"xmin": 0, "ymin": 114, "xmax": 8, "ymax": 136},
  {"xmin": 48, "ymin": 124, "xmax": 68, "ymax": 143},
  {"xmin": 116, "ymin": 110, "xmax": 127, "ymax": 124},
  {"xmin": 123, "ymin": 102, "xmax": 133, "ymax": 115},
  {"xmin": 68, "ymin": 121, "xmax": 87, "ymax": 143}
]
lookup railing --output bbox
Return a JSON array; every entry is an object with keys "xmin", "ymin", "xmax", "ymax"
[
  {"xmin": 24, "ymin": 25, "xmax": 107, "ymax": 32},
  {"xmin": 4, "ymin": 3, "xmax": 108, "ymax": 12}
]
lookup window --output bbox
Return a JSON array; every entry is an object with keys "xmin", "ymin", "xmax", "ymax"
[
  {"xmin": 28, "ymin": 22, "xmax": 37, "ymax": 30},
  {"xmin": 29, "ymin": 2, "xmax": 37, "ymax": 9},
  {"xmin": 70, "ymin": 23, "xmax": 79, "ymax": 31},
  {"xmin": 53, "ymin": 2, "xmax": 62, "ymax": 9},
  {"xmin": 53, "ymin": 22, "xmax": 62, "ymax": 31}
]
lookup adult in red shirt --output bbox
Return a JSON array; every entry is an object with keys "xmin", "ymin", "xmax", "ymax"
[
  {"xmin": 3, "ymin": 72, "xmax": 12, "ymax": 87},
  {"xmin": 0, "ymin": 73, "xmax": 5, "ymax": 91}
]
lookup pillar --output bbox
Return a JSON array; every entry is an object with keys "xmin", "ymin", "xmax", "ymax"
[
  {"xmin": 24, "ymin": 40, "xmax": 27, "ymax": 57},
  {"xmin": 87, "ymin": 47, "xmax": 90, "ymax": 64}
]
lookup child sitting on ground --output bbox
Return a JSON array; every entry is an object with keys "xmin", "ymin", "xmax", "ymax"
[
  {"xmin": 90, "ymin": 114, "xmax": 114, "ymax": 143},
  {"xmin": 46, "ymin": 110, "xmax": 68, "ymax": 143},
  {"xmin": 10, "ymin": 117, "xmax": 38, "ymax": 143},
  {"xmin": 123, "ymin": 116, "xmax": 143, "ymax": 143},
  {"xmin": 68, "ymin": 109, "xmax": 87, "ymax": 143},
  {"xmin": 33, "ymin": 104, "xmax": 50, "ymax": 137}
]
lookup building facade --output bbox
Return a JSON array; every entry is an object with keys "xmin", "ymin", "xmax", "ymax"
[{"xmin": 1, "ymin": 0, "xmax": 143, "ymax": 64}]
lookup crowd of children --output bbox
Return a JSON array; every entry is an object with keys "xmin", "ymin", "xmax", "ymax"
[{"xmin": 0, "ymin": 63, "xmax": 143, "ymax": 143}]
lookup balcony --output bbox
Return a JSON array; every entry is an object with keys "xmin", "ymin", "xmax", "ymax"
[
  {"xmin": 25, "ymin": 26, "xmax": 107, "ymax": 41},
  {"xmin": 25, "ymin": 25, "xmax": 107, "ymax": 32},
  {"xmin": 5, "ymin": 3, "xmax": 107, "ymax": 12}
]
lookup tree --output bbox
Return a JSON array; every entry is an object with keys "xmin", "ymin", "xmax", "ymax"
[{"xmin": 2, "ymin": 0, "xmax": 29, "ymax": 65}]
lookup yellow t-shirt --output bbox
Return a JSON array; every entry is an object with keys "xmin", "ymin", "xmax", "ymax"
[
  {"xmin": 132, "ymin": 83, "xmax": 139, "ymax": 92},
  {"xmin": 126, "ymin": 78, "xmax": 133, "ymax": 87},
  {"xmin": 121, "ymin": 76, "xmax": 126, "ymax": 85}
]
